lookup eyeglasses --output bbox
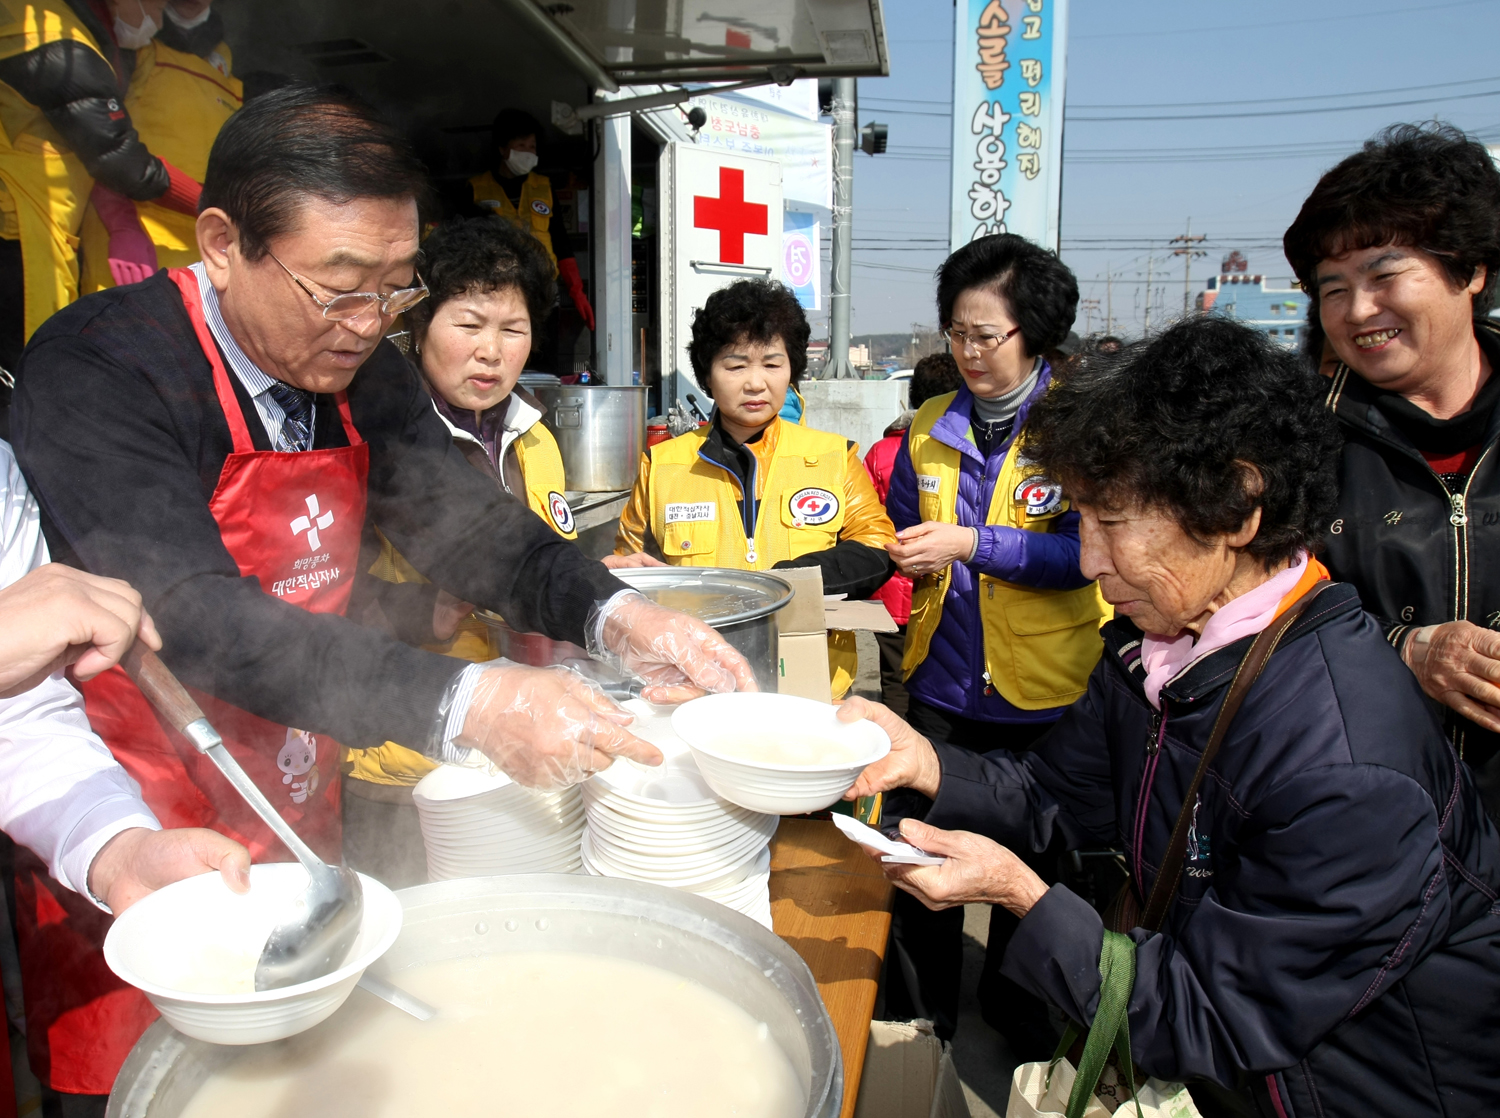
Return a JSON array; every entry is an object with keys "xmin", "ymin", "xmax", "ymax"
[
  {"xmin": 943, "ymin": 325, "xmax": 1020, "ymax": 353},
  {"xmin": 269, "ymin": 252, "xmax": 430, "ymax": 322}
]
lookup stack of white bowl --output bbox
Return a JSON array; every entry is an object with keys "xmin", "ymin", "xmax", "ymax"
[
  {"xmin": 582, "ymin": 702, "xmax": 778, "ymax": 928},
  {"xmin": 413, "ymin": 760, "xmax": 584, "ymax": 881}
]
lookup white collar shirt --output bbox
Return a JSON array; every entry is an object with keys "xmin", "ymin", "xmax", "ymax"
[{"xmin": 191, "ymin": 262, "xmax": 316, "ymax": 452}]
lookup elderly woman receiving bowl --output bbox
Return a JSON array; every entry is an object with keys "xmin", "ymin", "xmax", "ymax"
[{"xmin": 845, "ymin": 317, "xmax": 1500, "ymax": 1117}]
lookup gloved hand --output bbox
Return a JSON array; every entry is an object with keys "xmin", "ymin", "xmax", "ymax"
[
  {"xmin": 557, "ymin": 257, "xmax": 595, "ymax": 331},
  {"xmin": 89, "ymin": 184, "xmax": 158, "ymax": 287},
  {"xmin": 155, "ymin": 159, "xmax": 203, "ymax": 217},
  {"xmin": 453, "ymin": 663, "xmax": 662, "ymax": 789},
  {"xmin": 588, "ymin": 591, "xmax": 758, "ymax": 703}
]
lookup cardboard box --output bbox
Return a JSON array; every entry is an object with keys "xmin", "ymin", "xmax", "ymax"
[
  {"xmin": 776, "ymin": 567, "xmax": 834, "ymax": 702},
  {"xmin": 825, "ymin": 597, "xmax": 898, "ymax": 633},
  {"xmin": 774, "ymin": 566, "xmax": 831, "ymax": 636},
  {"xmin": 773, "ymin": 566, "xmax": 900, "ymax": 702},
  {"xmin": 853, "ymin": 1019, "xmax": 971, "ymax": 1118},
  {"xmin": 777, "ymin": 631, "xmax": 834, "ymax": 703}
]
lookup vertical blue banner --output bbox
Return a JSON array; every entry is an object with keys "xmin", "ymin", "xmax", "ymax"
[
  {"xmin": 782, "ymin": 210, "xmax": 821, "ymax": 310},
  {"xmin": 949, "ymin": 0, "xmax": 1069, "ymax": 253}
]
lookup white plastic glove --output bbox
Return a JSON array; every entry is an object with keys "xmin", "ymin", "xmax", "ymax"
[
  {"xmin": 452, "ymin": 663, "xmax": 663, "ymax": 789},
  {"xmin": 588, "ymin": 591, "xmax": 758, "ymax": 703}
]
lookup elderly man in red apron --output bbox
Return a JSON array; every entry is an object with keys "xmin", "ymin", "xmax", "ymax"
[{"xmin": 10, "ymin": 83, "xmax": 752, "ymax": 1112}]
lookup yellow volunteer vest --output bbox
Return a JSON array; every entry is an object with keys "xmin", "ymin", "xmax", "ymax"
[
  {"xmin": 80, "ymin": 38, "xmax": 241, "ymax": 291},
  {"xmin": 350, "ymin": 416, "xmax": 574, "ymax": 786},
  {"xmin": 645, "ymin": 418, "xmax": 860, "ymax": 697},
  {"xmin": 902, "ymin": 393, "xmax": 1107, "ymax": 710},
  {"xmin": 469, "ymin": 169, "xmax": 556, "ymax": 270},
  {"xmin": 513, "ymin": 425, "xmax": 577, "ymax": 538},
  {"xmin": 0, "ymin": 2, "xmax": 105, "ymax": 338}
]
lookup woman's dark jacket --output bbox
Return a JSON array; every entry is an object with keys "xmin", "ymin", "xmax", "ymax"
[
  {"xmin": 1321, "ymin": 320, "xmax": 1500, "ymax": 793},
  {"xmin": 0, "ymin": 0, "xmax": 190, "ymax": 202},
  {"xmin": 888, "ymin": 583, "xmax": 1500, "ymax": 1116}
]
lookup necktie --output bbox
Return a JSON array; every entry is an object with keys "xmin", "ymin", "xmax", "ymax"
[{"xmin": 265, "ymin": 381, "xmax": 313, "ymax": 452}]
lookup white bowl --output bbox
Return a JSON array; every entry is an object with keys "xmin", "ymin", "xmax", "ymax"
[
  {"xmin": 672, "ymin": 693, "xmax": 890, "ymax": 814},
  {"xmin": 103, "ymin": 863, "xmax": 401, "ymax": 1046}
]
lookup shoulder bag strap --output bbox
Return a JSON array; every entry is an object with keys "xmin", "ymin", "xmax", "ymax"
[{"xmin": 1139, "ymin": 579, "xmax": 1332, "ymax": 932}]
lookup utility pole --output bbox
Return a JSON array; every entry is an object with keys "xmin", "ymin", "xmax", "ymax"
[
  {"xmin": 1170, "ymin": 218, "xmax": 1209, "ymax": 317},
  {"xmin": 1143, "ymin": 253, "xmax": 1154, "ymax": 335},
  {"xmin": 823, "ymin": 77, "xmax": 858, "ymax": 380},
  {"xmin": 1079, "ymin": 298, "xmax": 1100, "ymax": 334},
  {"xmin": 1105, "ymin": 262, "xmax": 1114, "ymax": 335}
]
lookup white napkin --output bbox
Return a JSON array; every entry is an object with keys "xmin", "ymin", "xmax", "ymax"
[{"xmin": 830, "ymin": 813, "xmax": 946, "ymax": 866}]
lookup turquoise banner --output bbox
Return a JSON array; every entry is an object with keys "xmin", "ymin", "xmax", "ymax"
[{"xmin": 949, "ymin": 0, "xmax": 1069, "ymax": 252}]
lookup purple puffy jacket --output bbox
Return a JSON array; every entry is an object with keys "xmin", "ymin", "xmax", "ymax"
[{"xmin": 887, "ymin": 369, "xmax": 1091, "ymax": 724}]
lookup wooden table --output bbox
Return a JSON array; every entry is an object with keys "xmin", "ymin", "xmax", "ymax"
[{"xmin": 770, "ymin": 818, "xmax": 894, "ymax": 1118}]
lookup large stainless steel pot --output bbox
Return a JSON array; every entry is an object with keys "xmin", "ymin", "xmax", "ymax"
[
  {"xmin": 531, "ymin": 383, "xmax": 647, "ymax": 492},
  {"xmin": 479, "ymin": 568, "xmax": 793, "ymax": 693},
  {"xmin": 107, "ymin": 876, "xmax": 841, "ymax": 1118}
]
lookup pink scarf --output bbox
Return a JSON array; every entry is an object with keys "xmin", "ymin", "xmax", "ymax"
[{"xmin": 1139, "ymin": 552, "xmax": 1310, "ymax": 710}]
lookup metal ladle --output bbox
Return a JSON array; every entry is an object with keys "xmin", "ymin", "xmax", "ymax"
[{"xmin": 122, "ymin": 645, "xmax": 363, "ymax": 991}]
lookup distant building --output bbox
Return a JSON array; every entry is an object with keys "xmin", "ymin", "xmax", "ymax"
[{"xmin": 1197, "ymin": 256, "xmax": 1308, "ymax": 348}]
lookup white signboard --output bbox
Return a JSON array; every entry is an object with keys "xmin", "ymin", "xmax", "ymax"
[
  {"xmin": 949, "ymin": 0, "xmax": 1069, "ymax": 251},
  {"xmin": 660, "ymin": 144, "xmax": 784, "ymax": 411},
  {"xmin": 682, "ymin": 92, "xmax": 831, "ymax": 209},
  {"xmin": 734, "ymin": 78, "xmax": 822, "ymax": 121}
]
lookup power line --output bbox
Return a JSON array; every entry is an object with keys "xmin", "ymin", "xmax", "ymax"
[
  {"xmin": 1069, "ymin": 85, "xmax": 1500, "ymax": 122},
  {"xmin": 862, "ymin": 97, "xmax": 950, "ymax": 107},
  {"xmin": 853, "ymin": 260, "xmax": 939, "ymax": 274},
  {"xmin": 1072, "ymin": 0, "xmax": 1496, "ymax": 40},
  {"xmin": 870, "ymin": 73, "xmax": 1500, "ymax": 116},
  {"xmin": 859, "ymin": 108, "xmax": 951, "ymax": 118},
  {"xmin": 1071, "ymin": 74, "xmax": 1500, "ymax": 111}
]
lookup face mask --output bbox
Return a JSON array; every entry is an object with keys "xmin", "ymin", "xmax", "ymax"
[
  {"xmin": 504, "ymin": 150, "xmax": 539, "ymax": 176},
  {"xmin": 114, "ymin": 0, "xmax": 161, "ymax": 48},
  {"xmin": 164, "ymin": 3, "xmax": 212, "ymax": 29}
]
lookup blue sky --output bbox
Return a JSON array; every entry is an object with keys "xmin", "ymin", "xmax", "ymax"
[{"xmin": 839, "ymin": 0, "xmax": 1500, "ymax": 337}]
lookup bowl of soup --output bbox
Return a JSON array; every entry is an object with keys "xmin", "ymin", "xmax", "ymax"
[
  {"xmin": 103, "ymin": 863, "xmax": 402, "ymax": 1046},
  {"xmin": 671, "ymin": 693, "xmax": 891, "ymax": 815},
  {"xmin": 107, "ymin": 875, "xmax": 841, "ymax": 1118}
]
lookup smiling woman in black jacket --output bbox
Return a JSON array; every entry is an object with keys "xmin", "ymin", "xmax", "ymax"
[
  {"xmin": 1283, "ymin": 122, "xmax": 1500, "ymax": 821},
  {"xmin": 845, "ymin": 317, "xmax": 1500, "ymax": 1118}
]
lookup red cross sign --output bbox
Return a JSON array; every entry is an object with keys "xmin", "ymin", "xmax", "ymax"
[{"xmin": 692, "ymin": 166, "xmax": 769, "ymax": 265}]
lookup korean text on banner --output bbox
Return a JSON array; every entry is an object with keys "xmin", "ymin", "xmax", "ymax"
[
  {"xmin": 949, "ymin": 0, "xmax": 1069, "ymax": 252},
  {"xmin": 686, "ymin": 93, "xmax": 833, "ymax": 209}
]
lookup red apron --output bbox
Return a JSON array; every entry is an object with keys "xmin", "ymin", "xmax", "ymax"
[{"xmin": 16, "ymin": 267, "xmax": 370, "ymax": 1094}]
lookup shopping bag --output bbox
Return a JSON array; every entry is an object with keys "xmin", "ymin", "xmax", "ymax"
[
  {"xmin": 1092, "ymin": 1065, "xmax": 1202, "ymax": 1117},
  {"xmin": 1005, "ymin": 931, "xmax": 1135, "ymax": 1118},
  {"xmin": 1007, "ymin": 1057, "xmax": 1112, "ymax": 1118}
]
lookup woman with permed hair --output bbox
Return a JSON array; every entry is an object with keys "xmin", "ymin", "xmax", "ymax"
[
  {"xmin": 844, "ymin": 315, "xmax": 1500, "ymax": 1117},
  {"xmin": 879, "ymin": 233, "xmax": 1105, "ymax": 1050},
  {"xmin": 1284, "ymin": 121, "xmax": 1500, "ymax": 822},
  {"xmin": 345, "ymin": 215, "xmax": 574, "ymax": 887},
  {"xmin": 611, "ymin": 278, "xmax": 896, "ymax": 698}
]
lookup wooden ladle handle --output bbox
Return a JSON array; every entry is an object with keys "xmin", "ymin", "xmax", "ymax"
[{"xmin": 121, "ymin": 642, "xmax": 206, "ymax": 734}]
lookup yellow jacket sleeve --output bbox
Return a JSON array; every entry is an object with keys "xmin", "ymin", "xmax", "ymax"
[
  {"xmin": 613, "ymin": 452, "xmax": 653, "ymax": 555},
  {"xmin": 839, "ymin": 444, "xmax": 897, "ymax": 549}
]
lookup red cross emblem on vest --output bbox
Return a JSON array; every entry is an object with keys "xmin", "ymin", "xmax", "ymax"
[{"xmin": 693, "ymin": 166, "xmax": 769, "ymax": 265}]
